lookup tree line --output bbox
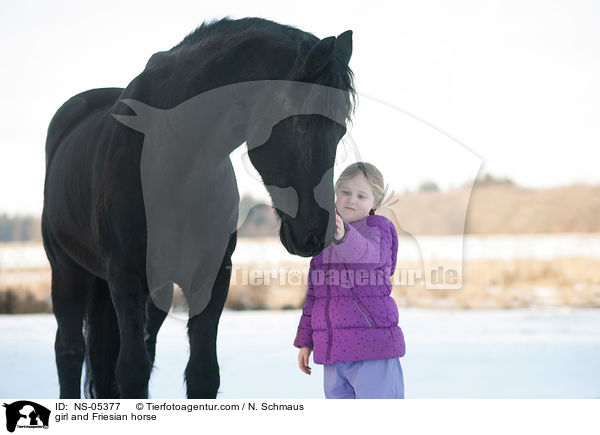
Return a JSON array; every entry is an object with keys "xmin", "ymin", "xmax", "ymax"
[
  {"xmin": 0, "ymin": 174, "xmax": 517, "ymax": 242},
  {"xmin": 0, "ymin": 214, "xmax": 42, "ymax": 242}
]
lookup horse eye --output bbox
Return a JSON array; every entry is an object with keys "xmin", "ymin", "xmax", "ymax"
[{"xmin": 295, "ymin": 124, "xmax": 308, "ymax": 135}]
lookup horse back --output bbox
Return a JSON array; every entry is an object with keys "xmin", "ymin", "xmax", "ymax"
[{"xmin": 45, "ymin": 88, "xmax": 124, "ymax": 168}]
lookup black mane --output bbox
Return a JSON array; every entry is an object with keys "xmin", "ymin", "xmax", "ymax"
[{"xmin": 172, "ymin": 16, "xmax": 310, "ymax": 50}]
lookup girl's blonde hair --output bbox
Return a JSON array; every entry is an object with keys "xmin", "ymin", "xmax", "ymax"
[{"xmin": 334, "ymin": 162, "xmax": 398, "ymax": 215}]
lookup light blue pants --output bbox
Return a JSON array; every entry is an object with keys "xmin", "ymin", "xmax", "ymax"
[{"xmin": 323, "ymin": 358, "xmax": 405, "ymax": 399}]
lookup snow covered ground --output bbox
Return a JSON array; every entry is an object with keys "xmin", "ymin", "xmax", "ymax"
[
  {"xmin": 3, "ymin": 233, "xmax": 600, "ymax": 270},
  {"xmin": 1, "ymin": 308, "xmax": 599, "ymax": 399}
]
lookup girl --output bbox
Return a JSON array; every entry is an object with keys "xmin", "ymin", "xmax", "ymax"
[{"xmin": 293, "ymin": 162, "xmax": 406, "ymax": 399}]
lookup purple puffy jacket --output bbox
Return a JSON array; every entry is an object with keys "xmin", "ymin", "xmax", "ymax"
[{"xmin": 293, "ymin": 214, "xmax": 406, "ymax": 364}]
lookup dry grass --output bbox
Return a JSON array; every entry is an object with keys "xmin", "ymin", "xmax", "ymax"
[
  {"xmin": 3, "ymin": 258, "xmax": 600, "ymax": 313},
  {"xmin": 0, "ymin": 268, "xmax": 51, "ymax": 313},
  {"xmin": 391, "ymin": 257, "xmax": 600, "ymax": 309},
  {"xmin": 388, "ymin": 183, "xmax": 600, "ymax": 234}
]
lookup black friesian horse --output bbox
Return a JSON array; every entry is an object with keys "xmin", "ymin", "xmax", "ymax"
[{"xmin": 42, "ymin": 16, "xmax": 355, "ymax": 398}]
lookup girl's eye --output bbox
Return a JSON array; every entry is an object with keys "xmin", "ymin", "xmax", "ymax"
[{"xmin": 358, "ymin": 196, "xmax": 365, "ymax": 199}]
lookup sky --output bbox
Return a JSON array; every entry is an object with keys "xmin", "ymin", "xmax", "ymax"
[{"xmin": 0, "ymin": 0, "xmax": 599, "ymax": 215}]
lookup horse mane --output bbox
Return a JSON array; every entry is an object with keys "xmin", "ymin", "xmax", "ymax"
[
  {"xmin": 172, "ymin": 16, "xmax": 310, "ymax": 51},
  {"xmin": 160, "ymin": 16, "xmax": 357, "ymax": 122}
]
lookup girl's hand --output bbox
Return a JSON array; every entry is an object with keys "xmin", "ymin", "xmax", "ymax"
[
  {"xmin": 334, "ymin": 213, "xmax": 345, "ymax": 241},
  {"xmin": 298, "ymin": 347, "xmax": 312, "ymax": 375}
]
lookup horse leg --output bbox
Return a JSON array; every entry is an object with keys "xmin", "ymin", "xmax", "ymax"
[
  {"xmin": 106, "ymin": 266, "xmax": 152, "ymax": 398},
  {"xmin": 50, "ymin": 254, "xmax": 93, "ymax": 399},
  {"xmin": 145, "ymin": 287, "xmax": 171, "ymax": 365},
  {"xmin": 185, "ymin": 232, "xmax": 237, "ymax": 399}
]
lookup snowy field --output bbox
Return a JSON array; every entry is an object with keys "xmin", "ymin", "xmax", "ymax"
[
  {"xmin": 1, "ymin": 307, "xmax": 599, "ymax": 399},
  {"xmin": 3, "ymin": 233, "xmax": 600, "ymax": 269}
]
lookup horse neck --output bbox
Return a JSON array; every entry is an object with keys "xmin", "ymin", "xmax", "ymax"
[{"xmin": 160, "ymin": 34, "xmax": 301, "ymax": 105}]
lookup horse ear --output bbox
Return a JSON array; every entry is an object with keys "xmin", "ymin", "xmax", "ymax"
[
  {"xmin": 334, "ymin": 30, "xmax": 353, "ymax": 66},
  {"xmin": 301, "ymin": 36, "xmax": 335, "ymax": 78},
  {"xmin": 112, "ymin": 99, "xmax": 158, "ymax": 133}
]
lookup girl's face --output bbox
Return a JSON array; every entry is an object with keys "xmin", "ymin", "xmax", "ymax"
[{"xmin": 335, "ymin": 174, "xmax": 377, "ymax": 223}]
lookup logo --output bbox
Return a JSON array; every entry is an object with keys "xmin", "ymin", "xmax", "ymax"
[
  {"xmin": 3, "ymin": 401, "xmax": 50, "ymax": 432},
  {"xmin": 111, "ymin": 80, "xmax": 481, "ymax": 320}
]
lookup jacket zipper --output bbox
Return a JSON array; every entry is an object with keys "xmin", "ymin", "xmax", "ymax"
[
  {"xmin": 353, "ymin": 299, "xmax": 373, "ymax": 328},
  {"xmin": 325, "ymin": 246, "xmax": 333, "ymax": 363}
]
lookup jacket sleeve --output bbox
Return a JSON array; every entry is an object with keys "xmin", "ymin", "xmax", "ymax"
[
  {"xmin": 293, "ymin": 258, "xmax": 316, "ymax": 349},
  {"xmin": 324, "ymin": 217, "xmax": 393, "ymax": 270}
]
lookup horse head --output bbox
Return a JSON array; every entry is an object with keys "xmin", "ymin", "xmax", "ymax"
[{"xmin": 245, "ymin": 30, "xmax": 355, "ymax": 257}]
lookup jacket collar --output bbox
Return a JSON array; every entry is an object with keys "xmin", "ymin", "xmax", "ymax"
[{"xmin": 347, "ymin": 214, "xmax": 370, "ymax": 228}]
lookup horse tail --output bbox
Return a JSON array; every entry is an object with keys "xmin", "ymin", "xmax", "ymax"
[
  {"xmin": 45, "ymin": 88, "xmax": 124, "ymax": 169},
  {"xmin": 84, "ymin": 277, "xmax": 120, "ymax": 398}
]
